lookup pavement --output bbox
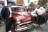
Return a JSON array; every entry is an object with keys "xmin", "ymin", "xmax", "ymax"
[
  {"xmin": 0, "ymin": 20, "xmax": 48, "ymax": 32},
  {"xmin": 0, "ymin": 22, "xmax": 5, "ymax": 32},
  {"xmin": 32, "ymin": 20, "xmax": 48, "ymax": 32}
]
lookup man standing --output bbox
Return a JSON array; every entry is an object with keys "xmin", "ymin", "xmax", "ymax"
[
  {"xmin": 6, "ymin": 2, "xmax": 12, "ymax": 32},
  {"xmin": 1, "ymin": 2, "xmax": 12, "ymax": 32}
]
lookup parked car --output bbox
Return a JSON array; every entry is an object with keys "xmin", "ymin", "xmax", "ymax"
[{"xmin": 11, "ymin": 6, "xmax": 36, "ymax": 32}]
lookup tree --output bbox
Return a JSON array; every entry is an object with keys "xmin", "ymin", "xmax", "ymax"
[
  {"xmin": 29, "ymin": 2, "xmax": 34, "ymax": 7},
  {"xmin": 38, "ymin": 0, "xmax": 47, "ymax": 6}
]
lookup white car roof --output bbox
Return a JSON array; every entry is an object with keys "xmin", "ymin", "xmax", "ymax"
[{"xmin": 11, "ymin": 6, "xmax": 22, "ymax": 8}]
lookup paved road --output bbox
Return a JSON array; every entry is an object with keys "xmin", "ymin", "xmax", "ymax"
[
  {"xmin": 0, "ymin": 21, "xmax": 5, "ymax": 32},
  {"xmin": 40, "ymin": 20, "xmax": 48, "ymax": 32},
  {"xmin": 32, "ymin": 20, "xmax": 48, "ymax": 32},
  {"xmin": 24, "ymin": 20, "xmax": 48, "ymax": 32},
  {"xmin": 0, "ymin": 20, "xmax": 48, "ymax": 32}
]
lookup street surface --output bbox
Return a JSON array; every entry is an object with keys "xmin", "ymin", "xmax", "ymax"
[
  {"xmin": 0, "ymin": 20, "xmax": 48, "ymax": 32},
  {"xmin": 0, "ymin": 21, "xmax": 5, "ymax": 32}
]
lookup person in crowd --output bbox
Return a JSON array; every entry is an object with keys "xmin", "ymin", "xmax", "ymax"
[
  {"xmin": 30, "ymin": 7, "xmax": 32, "ymax": 12},
  {"xmin": 1, "ymin": 2, "xmax": 13, "ymax": 32},
  {"xmin": 31, "ymin": 4, "xmax": 46, "ymax": 31},
  {"xmin": 23, "ymin": 6, "xmax": 27, "ymax": 12},
  {"xmin": 6, "ymin": 2, "xmax": 13, "ymax": 32}
]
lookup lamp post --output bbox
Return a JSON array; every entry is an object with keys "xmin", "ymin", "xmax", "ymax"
[
  {"xmin": 4, "ymin": 0, "xmax": 7, "ymax": 6},
  {"xmin": 28, "ymin": 0, "xmax": 30, "ymax": 3},
  {"xmin": 28, "ymin": 0, "xmax": 30, "ymax": 6}
]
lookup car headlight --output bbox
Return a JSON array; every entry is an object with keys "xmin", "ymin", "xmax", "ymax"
[{"xmin": 16, "ymin": 19, "xmax": 21, "ymax": 24}]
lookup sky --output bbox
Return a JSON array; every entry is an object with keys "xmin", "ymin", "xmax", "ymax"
[{"xmin": 24, "ymin": 0, "xmax": 38, "ymax": 6}]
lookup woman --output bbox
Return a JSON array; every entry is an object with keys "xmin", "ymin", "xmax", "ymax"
[{"xmin": 31, "ymin": 4, "xmax": 46, "ymax": 32}]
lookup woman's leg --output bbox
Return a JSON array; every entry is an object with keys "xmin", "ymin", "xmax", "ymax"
[{"xmin": 36, "ymin": 24, "xmax": 40, "ymax": 32}]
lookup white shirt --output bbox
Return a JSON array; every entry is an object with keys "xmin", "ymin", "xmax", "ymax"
[
  {"xmin": 31, "ymin": 7, "xmax": 46, "ymax": 16},
  {"xmin": 8, "ymin": 7, "xmax": 12, "ymax": 17}
]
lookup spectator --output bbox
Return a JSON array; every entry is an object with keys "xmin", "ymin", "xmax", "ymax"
[
  {"xmin": 1, "ymin": 2, "xmax": 13, "ymax": 32},
  {"xmin": 6, "ymin": 2, "xmax": 13, "ymax": 32},
  {"xmin": 31, "ymin": 4, "xmax": 46, "ymax": 31}
]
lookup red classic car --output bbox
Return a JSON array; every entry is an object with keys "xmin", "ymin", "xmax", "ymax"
[{"xmin": 11, "ymin": 6, "xmax": 36, "ymax": 32}]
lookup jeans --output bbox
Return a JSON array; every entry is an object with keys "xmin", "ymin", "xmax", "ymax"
[{"xmin": 6, "ymin": 17, "xmax": 12, "ymax": 32}]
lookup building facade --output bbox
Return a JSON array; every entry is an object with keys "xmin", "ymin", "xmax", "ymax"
[{"xmin": 16, "ymin": 0, "xmax": 24, "ymax": 6}]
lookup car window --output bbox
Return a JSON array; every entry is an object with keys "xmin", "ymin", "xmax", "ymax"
[{"xmin": 11, "ymin": 7, "xmax": 21, "ymax": 12}]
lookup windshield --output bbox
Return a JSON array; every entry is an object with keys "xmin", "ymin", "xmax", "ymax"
[{"xmin": 11, "ymin": 7, "xmax": 21, "ymax": 12}]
